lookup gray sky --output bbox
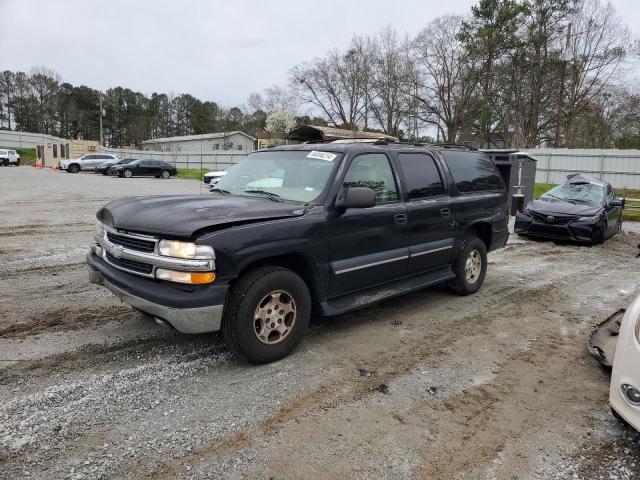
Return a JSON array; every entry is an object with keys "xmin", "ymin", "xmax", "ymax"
[{"xmin": 1, "ymin": 0, "xmax": 638, "ymax": 109}]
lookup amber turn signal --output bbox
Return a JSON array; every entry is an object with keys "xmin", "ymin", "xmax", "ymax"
[{"xmin": 155, "ymin": 268, "xmax": 216, "ymax": 284}]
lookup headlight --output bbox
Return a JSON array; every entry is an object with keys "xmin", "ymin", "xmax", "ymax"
[
  {"xmin": 577, "ymin": 216, "xmax": 599, "ymax": 222},
  {"xmin": 158, "ymin": 240, "xmax": 214, "ymax": 260}
]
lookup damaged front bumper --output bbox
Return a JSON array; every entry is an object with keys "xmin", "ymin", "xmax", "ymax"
[
  {"xmin": 610, "ymin": 295, "xmax": 640, "ymax": 433},
  {"xmin": 87, "ymin": 251, "xmax": 226, "ymax": 334},
  {"xmin": 514, "ymin": 211, "xmax": 601, "ymax": 243}
]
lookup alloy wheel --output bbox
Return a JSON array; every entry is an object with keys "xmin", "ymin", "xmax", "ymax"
[{"xmin": 253, "ymin": 290, "xmax": 296, "ymax": 345}]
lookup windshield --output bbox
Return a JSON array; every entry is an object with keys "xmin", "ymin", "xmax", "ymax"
[
  {"xmin": 542, "ymin": 183, "xmax": 605, "ymax": 207},
  {"xmin": 215, "ymin": 150, "xmax": 340, "ymax": 203}
]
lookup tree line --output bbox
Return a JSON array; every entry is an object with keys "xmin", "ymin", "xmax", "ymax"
[
  {"xmin": 291, "ymin": 0, "xmax": 639, "ymax": 148},
  {"xmin": 1, "ymin": 0, "xmax": 638, "ymax": 149},
  {"xmin": 0, "ymin": 70, "xmax": 326, "ymax": 147}
]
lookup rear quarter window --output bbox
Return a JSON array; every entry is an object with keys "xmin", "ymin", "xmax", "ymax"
[{"xmin": 442, "ymin": 152, "xmax": 504, "ymax": 193}]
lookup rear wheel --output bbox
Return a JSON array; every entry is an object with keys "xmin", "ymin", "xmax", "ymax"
[
  {"xmin": 222, "ymin": 266, "xmax": 311, "ymax": 364},
  {"xmin": 448, "ymin": 236, "xmax": 487, "ymax": 296},
  {"xmin": 123, "ymin": 168, "xmax": 133, "ymax": 178}
]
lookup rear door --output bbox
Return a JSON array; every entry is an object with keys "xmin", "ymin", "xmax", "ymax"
[
  {"xmin": 328, "ymin": 152, "xmax": 409, "ymax": 297},
  {"xmin": 396, "ymin": 152, "xmax": 455, "ymax": 273}
]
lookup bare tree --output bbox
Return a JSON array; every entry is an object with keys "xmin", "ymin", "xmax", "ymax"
[
  {"xmin": 412, "ymin": 15, "xmax": 479, "ymax": 143},
  {"xmin": 563, "ymin": 0, "xmax": 631, "ymax": 145},
  {"xmin": 290, "ymin": 42, "xmax": 370, "ymax": 129},
  {"xmin": 365, "ymin": 26, "xmax": 414, "ymax": 137}
]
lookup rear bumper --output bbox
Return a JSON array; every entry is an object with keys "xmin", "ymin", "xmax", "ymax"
[
  {"xmin": 514, "ymin": 212, "xmax": 599, "ymax": 243},
  {"xmin": 87, "ymin": 252, "xmax": 227, "ymax": 334}
]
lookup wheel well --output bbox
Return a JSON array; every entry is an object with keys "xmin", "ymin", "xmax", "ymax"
[
  {"xmin": 235, "ymin": 254, "xmax": 319, "ymax": 302},
  {"xmin": 466, "ymin": 223, "xmax": 492, "ymax": 250}
]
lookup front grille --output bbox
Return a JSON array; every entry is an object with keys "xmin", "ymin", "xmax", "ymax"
[
  {"xmin": 530, "ymin": 211, "xmax": 576, "ymax": 225},
  {"xmin": 105, "ymin": 252, "xmax": 153, "ymax": 275},
  {"xmin": 528, "ymin": 224, "xmax": 572, "ymax": 238},
  {"xmin": 107, "ymin": 231, "xmax": 155, "ymax": 253}
]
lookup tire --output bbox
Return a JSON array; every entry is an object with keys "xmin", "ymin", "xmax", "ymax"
[
  {"xmin": 161, "ymin": 169, "xmax": 170, "ymax": 179},
  {"xmin": 123, "ymin": 168, "xmax": 133, "ymax": 178},
  {"xmin": 68, "ymin": 163, "xmax": 80, "ymax": 173},
  {"xmin": 15, "ymin": 159, "xmax": 20, "ymax": 166},
  {"xmin": 2, "ymin": 159, "xmax": 8, "ymax": 167},
  {"xmin": 222, "ymin": 266, "xmax": 311, "ymax": 364},
  {"xmin": 594, "ymin": 221, "xmax": 607, "ymax": 245},
  {"xmin": 448, "ymin": 236, "xmax": 488, "ymax": 296}
]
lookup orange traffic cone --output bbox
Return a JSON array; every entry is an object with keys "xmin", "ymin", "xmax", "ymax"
[
  {"xmin": 52, "ymin": 163, "xmax": 58, "ymax": 172},
  {"xmin": 35, "ymin": 160, "xmax": 42, "ymax": 169}
]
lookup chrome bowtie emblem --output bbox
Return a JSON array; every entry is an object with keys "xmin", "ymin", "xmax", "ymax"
[
  {"xmin": 546, "ymin": 215, "xmax": 555, "ymax": 223},
  {"xmin": 111, "ymin": 244, "xmax": 124, "ymax": 259}
]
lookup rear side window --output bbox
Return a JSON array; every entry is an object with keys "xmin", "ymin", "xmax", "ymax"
[
  {"xmin": 397, "ymin": 153, "xmax": 445, "ymax": 200},
  {"xmin": 443, "ymin": 152, "xmax": 503, "ymax": 193}
]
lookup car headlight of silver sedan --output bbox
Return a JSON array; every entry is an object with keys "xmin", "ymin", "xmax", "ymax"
[{"xmin": 158, "ymin": 240, "xmax": 214, "ymax": 260}]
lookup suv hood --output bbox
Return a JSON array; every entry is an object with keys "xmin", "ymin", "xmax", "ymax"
[
  {"xmin": 97, "ymin": 194, "xmax": 307, "ymax": 238},
  {"xmin": 528, "ymin": 197, "xmax": 602, "ymax": 216}
]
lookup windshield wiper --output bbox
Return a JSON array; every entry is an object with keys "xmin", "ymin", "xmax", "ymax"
[
  {"xmin": 210, "ymin": 187, "xmax": 231, "ymax": 194},
  {"xmin": 243, "ymin": 189, "xmax": 283, "ymax": 202}
]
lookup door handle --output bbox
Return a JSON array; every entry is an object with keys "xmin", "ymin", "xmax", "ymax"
[
  {"xmin": 394, "ymin": 213, "xmax": 408, "ymax": 225},
  {"xmin": 440, "ymin": 208, "xmax": 451, "ymax": 217}
]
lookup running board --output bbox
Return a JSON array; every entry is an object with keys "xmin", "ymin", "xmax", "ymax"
[{"xmin": 318, "ymin": 266, "xmax": 455, "ymax": 316}]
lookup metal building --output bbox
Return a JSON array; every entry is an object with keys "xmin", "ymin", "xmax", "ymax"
[{"xmin": 141, "ymin": 131, "xmax": 256, "ymax": 153}]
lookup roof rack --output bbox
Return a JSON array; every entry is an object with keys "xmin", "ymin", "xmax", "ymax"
[{"xmin": 429, "ymin": 143, "xmax": 477, "ymax": 151}]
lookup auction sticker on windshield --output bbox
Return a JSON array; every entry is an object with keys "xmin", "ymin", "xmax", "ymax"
[{"xmin": 307, "ymin": 151, "xmax": 337, "ymax": 161}]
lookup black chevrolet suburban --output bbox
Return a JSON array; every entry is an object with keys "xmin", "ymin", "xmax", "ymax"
[{"xmin": 88, "ymin": 142, "xmax": 509, "ymax": 363}]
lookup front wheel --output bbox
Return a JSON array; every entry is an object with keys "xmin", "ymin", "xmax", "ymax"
[
  {"xmin": 68, "ymin": 164, "xmax": 80, "ymax": 173},
  {"xmin": 448, "ymin": 236, "xmax": 487, "ymax": 296},
  {"xmin": 123, "ymin": 168, "xmax": 133, "ymax": 178},
  {"xmin": 2, "ymin": 159, "xmax": 8, "ymax": 167},
  {"xmin": 222, "ymin": 266, "xmax": 311, "ymax": 364}
]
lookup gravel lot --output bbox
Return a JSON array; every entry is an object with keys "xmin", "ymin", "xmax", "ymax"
[{"xmin": 1, "ymin": 167, "xmax": 640, "ymax": 480}]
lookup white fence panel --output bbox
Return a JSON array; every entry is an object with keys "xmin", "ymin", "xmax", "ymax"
[
  {"xmin": 0, "ymin": 130, "xmax": 63, "ymax": 149},
  {"xmin": 102, "ymin": 147, "xmax": 249, "ymax": 171},
  {"xmin": 530, "ymin": 149, "xmax": 640, "ymax": 189}
]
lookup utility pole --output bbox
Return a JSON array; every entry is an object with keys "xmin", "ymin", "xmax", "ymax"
[
  {"xmin": 99, "ymin": 94, "xmax": 104, "ymax": 147},
  {"xmin": 554, "ymin": 23, "xmax": 572, "ymax": 147}
]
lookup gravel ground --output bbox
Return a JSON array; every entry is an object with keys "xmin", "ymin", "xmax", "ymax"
[{"xmin": 1, "ymin": 166, "xmax": 640, "ymax": 480}]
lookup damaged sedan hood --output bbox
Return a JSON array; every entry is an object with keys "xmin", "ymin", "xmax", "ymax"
[
  {"xmin": 97, "ymin": 194, "xmax": 307, "ymax": 238},
  {"xmin": 528, "ymin": 197, "xmax": 602, "ymax": 216}
]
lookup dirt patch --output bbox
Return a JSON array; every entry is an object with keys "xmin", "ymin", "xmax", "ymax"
[{"xmin": 0, "ymin": 304, "xmax": 131, "ymax": 339}]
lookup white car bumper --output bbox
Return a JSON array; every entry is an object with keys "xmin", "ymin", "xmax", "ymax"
[{"xmin": 610, "ymin": 294, "xmax": 640, "ymax": 432}]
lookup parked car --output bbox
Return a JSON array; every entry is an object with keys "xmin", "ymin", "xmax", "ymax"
[
  {"xmin": 59, "ymin": 153, "xmax": 120, "ymax": 173},
  {"xmin": 203, "ymin": 170, "xmax": 227, "ymax": 186},
  {"xmin": 109, "ymin": 159, "xmax": 177, "ymax": 178},
  {"xmin": 610, "ymin": 294, "xmax": 640, "ymax": 432},
  {"xmin": 87, "ymin": 142, "xmax": 509, "ymax": 363},
  {"xmin": 95, "ymin": 157, "xmax": 136, "ymax": 175},
  {"xmin": 514, "ymin": 174, "xmax": 624, "ymax": 244},
  {"xmin": 0, "ymin": 149, "xmax": 20, "ymax": 166}
]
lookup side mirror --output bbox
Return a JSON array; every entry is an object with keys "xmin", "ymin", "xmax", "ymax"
[
  {"xmin": 336, "ymin": 187, "xmax": 377, "ymax": 210},
  {"xmin": 610, "ymin": 199, "xmax": 624, "ymax": 209}
]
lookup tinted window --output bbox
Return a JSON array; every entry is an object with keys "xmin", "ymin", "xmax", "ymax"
[
  {"xmin": 442, "ymin": 152, "xmax": 503, "ymax": 193},
  {"xmin": 343, "ymin": 154, "xmax": 398, "ymax": 203},
  {"xmin": 607, "ymin": 185, "xmax": 616, "ymax": 203},
  {"xmin": 398, "ymin": 153, "xmax": 445, "ymax": 200}
]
